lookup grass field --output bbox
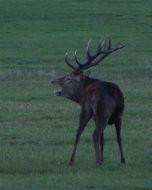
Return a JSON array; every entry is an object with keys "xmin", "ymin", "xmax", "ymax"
[{"xmin": 0, "ymin": 0, "xmax": 152, "ymax": 189}]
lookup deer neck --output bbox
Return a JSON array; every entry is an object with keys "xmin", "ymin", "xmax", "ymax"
[{"xmin": 70, "ymin": 78, "xmax": 93, "ymax": 104}]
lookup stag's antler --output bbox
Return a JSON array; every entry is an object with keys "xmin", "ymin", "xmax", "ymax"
[{"xmin": 65, "ymin": 38, "xmax": 125, "ymax": 72}]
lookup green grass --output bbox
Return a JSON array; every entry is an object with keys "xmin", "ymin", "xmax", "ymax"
[{"xmin": 0, "ymin": 0, "xmax": 152, "ymax": 189}]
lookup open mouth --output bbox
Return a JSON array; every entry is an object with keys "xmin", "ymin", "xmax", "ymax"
[
  {"xmin": 51, "ymin": 80, "xmax": 62, "ymax": 96},
  {"xmin": 53, "ymin": 89, "xmax": 62, "ymax": 96}
]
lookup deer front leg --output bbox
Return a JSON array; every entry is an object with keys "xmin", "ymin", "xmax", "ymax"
[{"xmin": 69, "ymin": 107, "xmax": 92, "ymax": 166}]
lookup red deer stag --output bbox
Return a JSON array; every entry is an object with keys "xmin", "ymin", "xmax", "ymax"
[{"xmin": 52, "ymin": 38, "xmax": 125, "ymax": 165}]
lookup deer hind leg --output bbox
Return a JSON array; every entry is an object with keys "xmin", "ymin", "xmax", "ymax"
[
  {"xmin": 100, "ymin": 133, "xmax": 104, "ymax": 162},
  {"xmin": 69, "ymin": 108, "xmax": 92, "ymax": 166},
  {"xmin": 115, "ymin": 117, "xmax": 125, "ymax": 164},
  {"xmin": 92, "ymin": 120, "xmax": 106, "ymax": 165}
]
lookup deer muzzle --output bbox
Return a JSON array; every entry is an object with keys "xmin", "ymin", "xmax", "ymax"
[{"xmin": 51, "ymin": 80, "xmax": 62, "ymax": 96}]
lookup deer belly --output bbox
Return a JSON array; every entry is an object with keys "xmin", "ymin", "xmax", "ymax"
[{"xmin": 108, "ymin": 116, "xmax": 116, "ymax": 125}]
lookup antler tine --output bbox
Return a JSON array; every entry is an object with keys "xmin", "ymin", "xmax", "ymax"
[
  {"xmin": 105, "ymin": 41, "xmax": 125, "ymax": 53},
  {"xmin": 107, "ymin": 38, "xmax": 111, "ymax": 50},
  {"xmin": 74, "ymin": 49, "xmax": 83, "ymax": 66},
  {"xmin": 86, "ymin": 39, "xmax": 92, "ymax": 59},
  {"xmin": 98, "ymin": 39, "xmax": 106, "ymax": 52},
  {"xmin": 65, "ymin": 52, "xmax": 76, "ymax": 70}
]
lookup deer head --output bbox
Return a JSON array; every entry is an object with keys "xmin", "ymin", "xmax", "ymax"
[{"xmin": 52, "ymin": 71, "xmax": 90, "ymax": 102}]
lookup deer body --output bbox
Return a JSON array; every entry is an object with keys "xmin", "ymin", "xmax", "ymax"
[{"xmin": 52, "ymin": 38, "xmax": 125, "ymax": 165}]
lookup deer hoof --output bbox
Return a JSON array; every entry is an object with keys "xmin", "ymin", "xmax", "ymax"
[
  {"xmin": 121, "ymin": 158, "xmax": 125, "ymax": 164},
  {"xmin": 96, "ymin": 161, "xmax": 102, "ymax": 165},
  {"xmin": 68, "ymin": 160, "xmax": 74, "ymax": 166}
]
